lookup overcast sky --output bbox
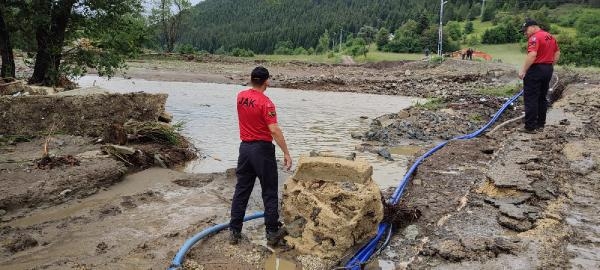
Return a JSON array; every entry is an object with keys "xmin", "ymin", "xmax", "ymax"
[{"xmin": 143, "ymin": 0, "xmax": 204, "ymax": 11}]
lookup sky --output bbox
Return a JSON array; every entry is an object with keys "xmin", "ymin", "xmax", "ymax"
[{"xmin": 144, "ymin": 0, "xmax": 204, "ymax": 8}]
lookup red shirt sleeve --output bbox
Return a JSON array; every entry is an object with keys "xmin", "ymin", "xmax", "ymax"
[
  {"xmin": 263, "ymin": 100, "xmax": 278, "ymax": 125},
  {"xmin": 527, "ymin": 35, "xmax": 540, "ymax": 53}
]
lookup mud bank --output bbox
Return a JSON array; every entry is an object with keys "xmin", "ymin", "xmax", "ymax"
[
  {"xmin": 120, "ymin": 57, "xmax": 518, "ymax": 98},
  {"xmin": 0, "ymin": 88, "xmax": 196, "ymax": 221},
  {"xmin": 0, "ymin": 90, "xmax": 167, "ymax": 137}
]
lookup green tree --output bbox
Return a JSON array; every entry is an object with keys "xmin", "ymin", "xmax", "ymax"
[
  {"xmin": 445, "ymin": 21, "xmax": 463, "ymax": 41},
  {"xmin": 468, "ymin": 3, "xmax": 481, "ymax": 21},
  {"xmin": 274, "ymin": 41, "xmax": 294, "ymax": 55},
  {"xmin": 150, "ymin": 0, "xmax": 192, "ymax": 53},
  {"xmin": 559, "ymin": 34, "xmax": 600, "ymax": 67},
  {"xmin": 24, "ymin": 0, "xmax": 146, "ymax": 86},
  {"xmin": 315, "ymin": 30, "xmax": 330, "ymax": 53},
  {"xmin": 481, "ymin": 5, "xmax": 496, "ymax": 22},
  {"xmin": 575, "ymin": 10, "xmax": 600, "ymax": 38},
  {"xmin": 346, "ymin": 37, "xmax": 368, "ymax": 58},
  {"xmin": 456, "ymin": 4, "xmax": 469, "ymax": 21},
  {"xmin": 396, "ymin": 19, "xmax": 420, "ymax": 37},
  {"xmin": 417, "ymin": 13, "xmax": 429, "ymax": 34},
  {"xmin": 375, "ymin": 27, "xmax": 390, "ymax": 49},
  {"xmin": 358, "ymin": 25, "xmax": 377, "ymax": 45},
  {"xmin": 464, "ymin": 21, "xmax": 474, "ymax": 34}
]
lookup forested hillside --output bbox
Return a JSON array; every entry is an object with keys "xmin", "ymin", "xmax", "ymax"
[{"xmin": 177, "ymin": 0, "xmax": 599, "ymax": 53}]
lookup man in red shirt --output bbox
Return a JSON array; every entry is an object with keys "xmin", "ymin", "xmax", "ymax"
[
  {"xmin": 229, "ymin": 66, "xmax": 292, "ymax": 246},
  {"xmin": 518, "ymin": 19, "xmax": 560, "ymax": 133}
]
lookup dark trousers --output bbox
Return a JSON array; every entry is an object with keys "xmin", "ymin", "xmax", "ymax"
[
  {"xmin": 523, "ymin": 64, "xmax": 553, "ymax": 130},
  {"xmin": 229, "ymin": 141, "xmax": 279, "ymax": 233}
]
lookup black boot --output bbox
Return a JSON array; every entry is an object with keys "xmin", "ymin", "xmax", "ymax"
[{"xmin": 229, "ymin": 230, "xmax": 242, "ymax": 245}]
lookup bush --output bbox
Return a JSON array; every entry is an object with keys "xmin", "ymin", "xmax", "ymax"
[
  {"xmin": 375, "ymin": 27, "xmax": 390, "ymax": 49},
  {"xmin": 293, "ymin": 47, "xmax": 308, "ymax": 55},
  {"xmin": 481, "ymin": 21, "xmax": 522, "ymax": 44},
  {"xmin": 481, "ymin": 6, "xmax": 496, "ymax": 22},
  {"xmin": 464, "ymin": 21, "xmax": 474, "ymax": 34},
  {"xmin": 466, "ymin": 35, "xmax": 480, "ymax": 46},
  {"xmin": 231, "ymin": 48, "xmax": 254, "ymax": 57},
  {"xmin": 384, "ymin": 36, "xmax": 422, "ymax": 53},
  {"xmin": 559, "ymin": 34, "xmax": 600, "ymax": 67},
  {"xmin": 575, "ymin": 11, "xmax": 600, "ymax": 39},
  {"xmin": 445, "ymin": 21, "xmax": 463, "ymax": 41},
  {"xmin": 214, "ymin": 46, "xmax": 227, "ymax": 55},
  {"xmin": 176, "ymin": 44, "xmax": 196, "ymax": 55},
  {"xmin": 274, "ymin": 41, "xmax": 294, "ymax": 55}
]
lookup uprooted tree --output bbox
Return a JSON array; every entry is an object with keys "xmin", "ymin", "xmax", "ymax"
[{"xmin": 1, "ymin": 0, "xmax": 147, "ymax": 86}]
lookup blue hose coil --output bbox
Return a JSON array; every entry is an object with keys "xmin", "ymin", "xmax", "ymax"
[
  {"xmin": 168, "ymin": 211, "xmax": 264, "ymax": 270},
  {"xmin": 345, "ymin": 90, "xmax": 523, "ymax": 269}
]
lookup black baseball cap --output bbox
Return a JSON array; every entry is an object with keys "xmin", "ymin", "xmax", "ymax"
[
  {"xmin": 521, "ymin": 19, "xmax": 538, "ymax": 33},
  {"xmin": 251, "ymin": 66, "xmax": 270, "ymax": 82}
]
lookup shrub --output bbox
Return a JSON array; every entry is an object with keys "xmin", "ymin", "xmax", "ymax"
[
  {"xmin": 176, "ymin": 44, "xmax": 196, "ymax": 55},
  {"xmin": 231, "ymin": 48, "xmax": 255, "ymax": 57}
]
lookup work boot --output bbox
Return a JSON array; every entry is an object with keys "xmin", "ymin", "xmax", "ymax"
[
  {"xmin": 229, "ymin": 230, "xmax": 242, "ymax": 245},
  {"xmin": 518, "ymin": 127, "xmax": 537, "ymax": 134},
  {"xmin": 266, "ymin": 227, "xmax": 287, "ymax": 247}
]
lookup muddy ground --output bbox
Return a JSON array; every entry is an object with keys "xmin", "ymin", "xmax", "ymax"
[
  {"xmin": 2, "ymin": 57, "xmax": 599, "ymax": 269},
  {"xmin": 116, "ymin": 55, "xmax": 520, "ymax": 98}
]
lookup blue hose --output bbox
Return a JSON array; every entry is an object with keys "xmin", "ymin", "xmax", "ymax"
[
  {"xmin": 344, "ymin": 90, "xmax": 523, "ymax": 269},
  {"xmin": 168, "ymin": 211, "xmax": 264, "ymax": 270}
]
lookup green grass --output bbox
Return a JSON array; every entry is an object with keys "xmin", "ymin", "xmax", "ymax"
[
  {"xmin": 469, "ymin": 20, "xmax": 494, "ymax": 37},
  {"xmin": 414, "ymin": 98, "xmax": 446, "ymax": 110},
  {"xmin": 474, "ymin": 43, "xmax": 524, "ymax": 66},
  {"xmin": 478, "ymin": 83, "xmax": 522, "ymax": 97}
]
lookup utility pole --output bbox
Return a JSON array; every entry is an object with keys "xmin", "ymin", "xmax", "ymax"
[
  {"xmin": 480, "ymin": 0, "xmax": 486, "ymax": 17},
  {"xmin": 339, "ymin": 29, "xmax": 343, "ymax": 52},
  {"xmin": 438, "ymin": 0, "xmax": 448, "ymax": 57}
]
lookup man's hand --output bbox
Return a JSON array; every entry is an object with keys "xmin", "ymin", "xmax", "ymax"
[
  {"xmin": 519, "ymin": 69, "xmax": 526, "ymax": 80},
  {"xmin": 283, "ymin": 153, "xmax": 292, "ymax": 171},
  {"xmin": 268, "ymin": 123, "xmax": 292, "ymax": 171}
]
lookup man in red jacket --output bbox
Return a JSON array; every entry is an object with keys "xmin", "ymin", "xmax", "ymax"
[
  {"xmin": 229, "ymin": 66, "xmax": 292, "ymax": 246},
  {"xmin": 519, "ymin": 19, "xmax": 560, "ymax": 133}
]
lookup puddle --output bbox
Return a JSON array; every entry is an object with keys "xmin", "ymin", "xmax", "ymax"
[
  {"xmin": 264, "ymin": 254, "xmax": 299, "ymax": 270},
  {"xmin": 9, "ymin": 168, "xmax": 184, "ymax": 228}
]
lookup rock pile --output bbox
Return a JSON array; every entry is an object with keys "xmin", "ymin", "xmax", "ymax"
[{"xmin": 282, "ymin": 156, "xmax": 383, "ymax": 261}]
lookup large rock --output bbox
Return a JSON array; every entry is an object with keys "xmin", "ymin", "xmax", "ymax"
[{"xmin": 282, "ymin": 156, "xmax": 383, "ymax": 260}]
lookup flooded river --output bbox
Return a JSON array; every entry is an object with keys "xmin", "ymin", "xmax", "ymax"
[{"xmin": 79, "ymin": 76, "xmax": 422, "ymax": 188}]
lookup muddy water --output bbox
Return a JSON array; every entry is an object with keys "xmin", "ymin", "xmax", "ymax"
[{"xmin": 78, "ymin": 76, "xmax": 423, "ymax": 188}]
